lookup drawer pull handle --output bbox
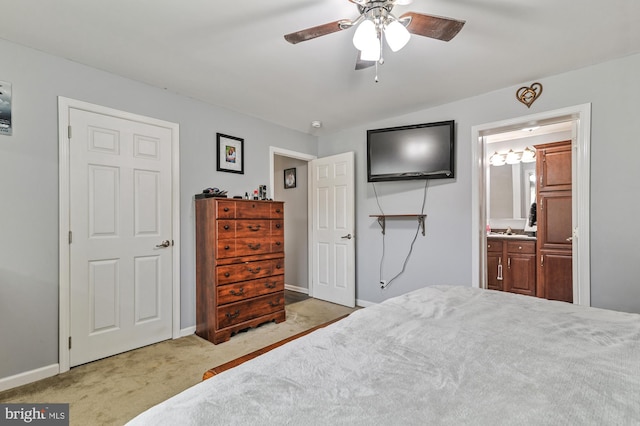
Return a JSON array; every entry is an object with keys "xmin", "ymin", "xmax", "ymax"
[
  {"xmin": 223, "ymin": 207, "xmax": 230, "ymax": 212},
  {"xmin": 518, "ymin": 246, "xmax": 522, "ymax": 250},
  {"xmin": 229, "ymin": 288, "xmax": 244, "ymax": 296},
  {"xmin": 275, "ymin": 241, "xmax": 281, "ymax": 246},
  {"xmin": 223, "ymin": 224, "xmax": 230, "ymax": 230},
  {"xmin": 488, "ymin": 244, "xmax": 491, "ymax": 248},
  {"xmin": 275, "ymin": 223, "xmax": 281, "ymax": 229},
  {"xmin": 275, "ymin": 209, "xmax": 281, "ymax": 213},
  {"xmin": 248, "ymin": 225, "xmax": 261, "ymax": 231},
  {"xmin": 248, "ymin": 243, "xmax": 261, "ymax": 250},
  {"xmin": 248, "ymin": 266, "xmax": 262, "ymax": 274},
  {"xmin": 275, "ymin": 264, "xmax": 282, "ymax": 269},
  {"xmin": 269, "ymin": 299, "xmax": 281, "ymax": 307},
  {"xmin": 224, "ymin": 272, "xmax": 230, "ymax": 278},
  {"xmin": 224, "ymin": 245, "xmax": 230, "ymax": 250},
  {"xmin": 225, "ymin": 310, "xmax": 240, "ymax": 320},
  {"xmin": 252, "ymin": 204, "xmax": 256, "ymax": 208},
  {"xmin": 265, "ymin": 281, "xmax": 277, "ymax": 289}
]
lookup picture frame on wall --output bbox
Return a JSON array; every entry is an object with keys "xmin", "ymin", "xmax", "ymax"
[
  {"xmin": 284, "ymin": 167, "xmax": 296, "ymax": 189},
  {"xmin": 0, "ymin": 80, "xmax": 12, "ymax": 136},
  {"xmin": 216, "ymin": 133, "xmax": 244, "ymax": 174}
]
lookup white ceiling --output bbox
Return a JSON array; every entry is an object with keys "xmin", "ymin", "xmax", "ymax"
[{"xmin": 1, "ymin": 0, "xmax": 639, "ymax": 134}]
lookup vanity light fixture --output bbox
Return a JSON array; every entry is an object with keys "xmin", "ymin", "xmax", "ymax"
[
  {"xmin": 505, "ymin": 149, "xmax": 520, "ymax": 165},
  {"xmin": 520, "ymin": 146, "xmax": 536, "ymax": 163},
  {"xmin": 490, "ymin": 146, "xmax": 536, "ymax": 166},
  {"xmin": 489, "ymin": 151, "xmax": 506, "ymax": 166}
]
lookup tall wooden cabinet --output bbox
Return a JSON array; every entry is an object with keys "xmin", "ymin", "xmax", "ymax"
[
  {"xmin": 195, "ymin": 198, "xmax": 286, "ymax": 344},
  {"xmin": 535, "ymin": 141, "xmax": 573, "ymax": 302}
]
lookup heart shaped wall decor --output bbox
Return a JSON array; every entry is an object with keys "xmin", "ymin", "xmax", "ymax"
[{"xmin": 516, "ymin": 82, "xmax": 543, "ymax": 108}]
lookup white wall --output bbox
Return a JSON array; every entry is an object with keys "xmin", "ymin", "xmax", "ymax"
[
  {"xmin": 274, "ymin": 156, "xmax": 309, "ymax": 291},
  {"xmin": 0, "ymin": 39, "xmax": 317, "ymax": 382},
  {"xmin": 319, "ymin": 53, "xmax": 640, "ymax": 311}
]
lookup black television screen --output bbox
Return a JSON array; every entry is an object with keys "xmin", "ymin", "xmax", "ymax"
[{"xmin": 367, "ymin": 120, "xmax": 455, "ymax": 182}]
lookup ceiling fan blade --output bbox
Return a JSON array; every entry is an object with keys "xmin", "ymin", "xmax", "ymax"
[
  {"xmin": 284, "ymin": 20, "xmax": 351, "ymax": 44},
  {"xmin": 355, "ymin": 51, "xmax": 376, "ymax": 70},
  {"xmin": 400, "ymin": 12, "xmax": 465, "ymax": 42}
]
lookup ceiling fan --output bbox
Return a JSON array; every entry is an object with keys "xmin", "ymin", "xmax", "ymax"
[{"xmin": 284, "ymin": 0, "xmax": 465, "ymax": 74}]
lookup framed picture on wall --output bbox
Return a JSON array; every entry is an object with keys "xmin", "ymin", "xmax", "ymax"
[
  {"xmin": 0, "ymin": 81, "xmax": 13, "ymax": 136},
  {"xmin": 284, "ymin": 167, "xmax": 296, "ymax": 189},
  {"xmin": 216, "ymin": 133, "xmax": 244, "ymax": 174}
]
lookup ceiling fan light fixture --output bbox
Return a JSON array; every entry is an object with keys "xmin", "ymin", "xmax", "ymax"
[
  {"xmin": 385, "ymin": 19, "xmax": 410, "ymax": 52},
  {"xmin": 352, "ymin": 19, "xmax": 377, "ymax": 51},
  {"xmin": 360, "ymin": 37, "xmax": 381, "ymax": 61}
]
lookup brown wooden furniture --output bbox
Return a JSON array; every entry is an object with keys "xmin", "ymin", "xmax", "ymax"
[
  {"xmin": 486, "ymin": 238, "xmax": 536, "ymax": 296},
  {"xmin": 195, "ymin": 198, "xmax": 286, "ymax": 344},
  {"xmin": 202, "ymin": 314, "xmax": 349, "ymax": 380},
  {"xmin": 535, "ymin": 141, "xmax": 573, "ymax": 302}
]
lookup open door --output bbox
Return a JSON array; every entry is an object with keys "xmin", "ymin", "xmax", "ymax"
[{"xmin": 310, "ymin": 152, "xmax": 355, "ymax": 307}]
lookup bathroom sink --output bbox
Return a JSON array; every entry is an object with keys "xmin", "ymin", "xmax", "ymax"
[{"xmin": 487, "ymin": 232, "xmax": 536, "ymax": 240}]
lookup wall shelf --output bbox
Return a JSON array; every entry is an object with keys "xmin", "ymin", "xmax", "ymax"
[{"xmin": 369, "ymin": 214, "xmax": 427, "ymax": 236}]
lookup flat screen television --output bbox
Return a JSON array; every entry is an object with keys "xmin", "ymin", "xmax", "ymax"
[{"xmin": 367, "ymin": 120, "xmax": 455, "ymax": 182}]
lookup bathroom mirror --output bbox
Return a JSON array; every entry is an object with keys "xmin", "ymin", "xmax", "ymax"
[{"xmin": 489, "ymin": 162, "xmax": 536, "ymax": 220}]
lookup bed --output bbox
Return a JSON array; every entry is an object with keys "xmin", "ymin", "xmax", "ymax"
[{"xmin": 127, "ymin": 286, "xmax": 640, "ymax": 425}]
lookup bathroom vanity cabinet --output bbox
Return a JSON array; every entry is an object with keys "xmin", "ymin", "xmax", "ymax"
[{"xmin": 486, "ymin": 237, "xmax": 536, "ymax": 297}]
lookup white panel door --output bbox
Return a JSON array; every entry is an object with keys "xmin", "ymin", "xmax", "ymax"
[
  {"xmin": 311, "ymin": 152, "xmax": 355, "ymax": 307},
  {"xmin": 69, "ymin": 108, "xmax": 173, "ymax": 366}
]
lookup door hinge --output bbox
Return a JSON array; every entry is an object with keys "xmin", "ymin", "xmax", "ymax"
[
  {"xmin": 68, "ymin": 125, "xmax": 72, "ymax": 139},
  {"xmin": 69, "ymin": 231, "xmax": 73, "ymax": 244},
  {"xmin": 68, "ymin": 336, "xmax": 72, "ymax": 350}
]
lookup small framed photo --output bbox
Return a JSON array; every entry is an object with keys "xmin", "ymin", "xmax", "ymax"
[
  {"xmin": 284, "ymin": 167, "xmax": 296, "ymax": 189},
  {"xmin": 216, "ymin": 133, "xmax": 244, "ymax": 174},
  {"xmin": 0, "ymin": 81, "xmax": 12, "ymax": 136}
]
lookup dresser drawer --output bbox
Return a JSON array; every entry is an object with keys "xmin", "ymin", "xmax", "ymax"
[
  {"xmin": 270, "ymin": 203, "xmax": 284, "ymax": 219},
  {"xmin": 217, "ymin": 201, "xmax": 236, "ymax": 218},
  {"xmin": 271, "ymin": 238, "xmax": 284, "ymax": 253},
  {"xmin": 217, "ymin": 220, "xmax": 236, "ymax": 238},
  {"xmin": 217, "ymin": 293, "xmax": 284, "ymax": 328},
  {"xmin": 507, "ymin": 241, "xmax": 536, "ymax": 254},
  {"xmin": 237, "ymin": 201, "xmax": 271, "ymax": 219},
  {"xmin": 235, "ymin": 220, "xmax": 270, "ymax": 238},
  {"xmin": 216, "ymin": 258, "xmax": 284, "ymax": 285},
  {"xmin": 271, "ymin": 220, "xmax": 284, "ymax": 236},
  {"xmin": 217, "ymin": 275, "xmax": 284, "ymax": 305},
  {"xmin": 233, "ymin": 238, "xmax": 273, "ymax": 256}
]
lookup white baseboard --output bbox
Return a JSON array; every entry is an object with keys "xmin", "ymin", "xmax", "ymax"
[
  {"xmin": 284, "ymin": 284, "xmax": 308, "ymax": 294},
  {"xmin": 356, "ymin": 298, "xmax": 375, "ymax": 308},
  {"xmin": 0, "ymin": 364, "xmax": 59, "ymax": 392},
  {"xmin": 179, "ymin": 326, "xmax": 196, "ymax": 338}
]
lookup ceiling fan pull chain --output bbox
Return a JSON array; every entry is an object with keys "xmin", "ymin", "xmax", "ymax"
[{"xmin": 375, "ymin": 60, "xmax": 379, "ymax": 83}]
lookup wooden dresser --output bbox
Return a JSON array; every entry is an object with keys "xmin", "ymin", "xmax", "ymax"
[{"xmin": 195, "ymin": 198, "xmax": 286, "ymax": 344}]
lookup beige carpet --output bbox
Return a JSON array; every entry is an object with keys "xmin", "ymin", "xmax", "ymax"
[{"xmin": 0, "ymin": 298, "xmax": 356, "ymax": 425}]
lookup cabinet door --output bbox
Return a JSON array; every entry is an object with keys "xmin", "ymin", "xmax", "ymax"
[
  {"xmin": 505, "ymin": 254, "xmax": 536, "ymax": 296},
  {"xmin": 537, "ymin": 142, "xmax": 571, "ymax": 192},
  {"xmin": 538, "ymin": 191, "xmax": 572, "ymax": 251},
  {"xmin": 538, "ymin": 250, "xmax": 573, "ymax": 302},
  {"xmin": 487, "ymin": 252, "xmax": 503, "ymax": 291}
]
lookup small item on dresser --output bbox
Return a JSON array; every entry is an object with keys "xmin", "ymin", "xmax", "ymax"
[
  {"xmin": 199, "ymin": 187, "xmax": 228, "ymax": 198},
  {"xmin": 253, "ymin": 190, "xmax": 259, "ymax": 200},
  {"xmin": 244, "ymin": 192, "xmax": 249, "ymax": 200}
]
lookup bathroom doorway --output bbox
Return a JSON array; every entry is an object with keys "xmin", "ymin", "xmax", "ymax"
[{"xmin": 471, "ymin": 104, "xmax": 591, "ymax": 306}]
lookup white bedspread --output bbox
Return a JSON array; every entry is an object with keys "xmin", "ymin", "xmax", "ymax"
[{"xmin": 128, "ymin": 286, "xmax": 640, "ymax": 425}]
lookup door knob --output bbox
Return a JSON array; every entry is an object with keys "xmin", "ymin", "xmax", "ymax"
[
  {"xmin": 341, "ymin": 234, "xmax": 353, "ymax": 239},
  {"xmin": 155, "ymin": 240, "xmax": 171, "ymax": 248}
]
